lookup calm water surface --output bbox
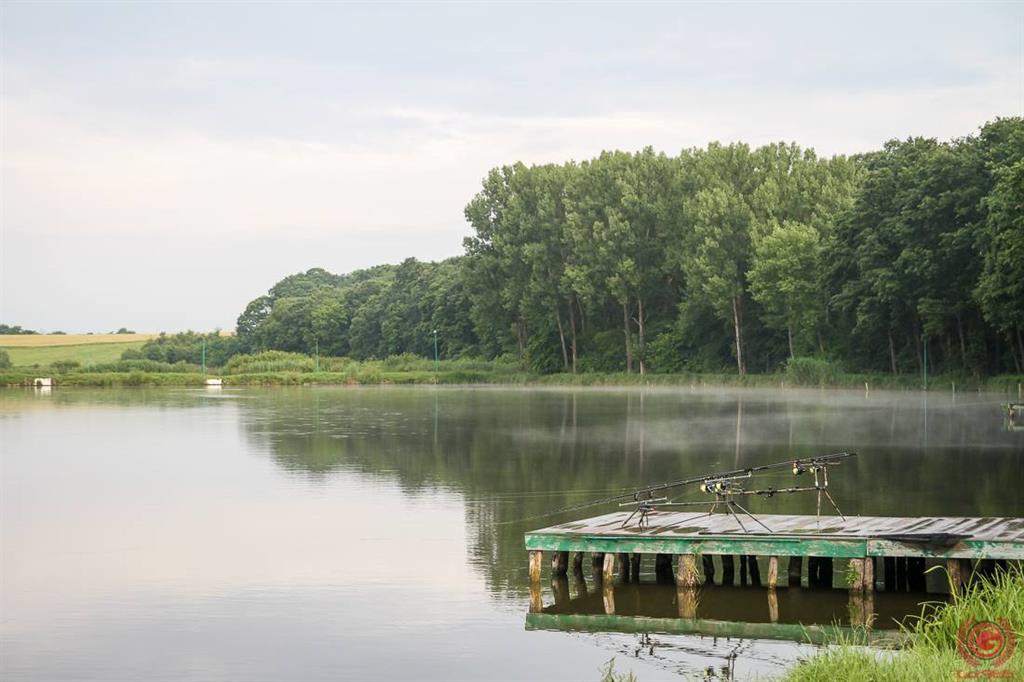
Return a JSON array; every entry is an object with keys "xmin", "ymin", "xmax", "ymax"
[{"xmin": 1, "ymin": 386, "xmax": 1021, "ymax": 681}]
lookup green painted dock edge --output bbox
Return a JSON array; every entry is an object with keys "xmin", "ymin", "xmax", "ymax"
[
  {"xmin": 525, "ymin": 612, "xmax": 907, "ymax": 647},
  {"xmin": 523, "ymin": 533, "xmax": 1024, "ymax": 560}
]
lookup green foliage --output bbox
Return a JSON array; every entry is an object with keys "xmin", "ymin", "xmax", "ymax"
[
  {"xmin": 225, "ymin": 351, "xmax": 315, "ymax": 374},
  {"xmin": 785, "ymin": 357, "xmax": 844, "ymax": 386},
  {"xmin": 51, "ymin": 360, "xmax": 81, "ymax": 373},
  {"xmin": 0, "ymin": 324, "xmax": 39, "ymax": 335},
  {"xmin": 125, "ymin": 331, "xmax": 240, "ymax": 367},
  {"xmin": 784, "ymin": 567, "xmax": 1024, "ymax": 681},
  {"xmin": 599, "ymin": 658, "xmax": 637, "ymax": 682},
  {"xmin": 84, "ymin": 359, "xmax": 201, "ymax": 373},
  {"xmin": 231, "ymin": 118, "xmax": 1023, "ymax": 379},
  {"xmin": 0, "ymin": 349, "xmax": 10, "ymax": 369},
  {"xmin": 749, "ymin": 221, "xmax": 824, "ymax": 357}
]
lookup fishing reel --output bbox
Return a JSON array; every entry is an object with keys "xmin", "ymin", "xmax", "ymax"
[{"xmin": 699, "ymin": 479, "xmax": 746, "ymax": 496}]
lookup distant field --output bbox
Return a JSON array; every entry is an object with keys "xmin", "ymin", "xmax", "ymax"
[
  {"xmin": 0, "ymin": 334, "xmax": 158, "ymax": 367},
  {"xmin": 1, "ymin": 341, "xmax": 149, "ymax": 367},
  {"xmin": 0, "ymin": 333, "xmax": 159, "ymax": 347}
]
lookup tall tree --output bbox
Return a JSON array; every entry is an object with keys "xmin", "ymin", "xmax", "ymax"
[{"xmin": 748, "ymin": 220, "xmax": 823, "ymax": 359}]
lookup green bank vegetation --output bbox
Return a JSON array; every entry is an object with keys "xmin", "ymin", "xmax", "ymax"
[
  {"xmin": 2, "ymin": 350, "xmax": 1022, "ymax": 391},
  {"xmin": 783, "ymin": 566, "xmax": 1024, "ymax": 681}
]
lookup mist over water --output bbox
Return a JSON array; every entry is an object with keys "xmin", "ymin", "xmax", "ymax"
[{"xmin": 2, "ymin": 386, "xmax": 1021, "ymax": 680}]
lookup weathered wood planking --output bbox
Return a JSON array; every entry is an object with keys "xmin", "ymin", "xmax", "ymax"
[{"xmin": 525, "ymin": 512, "xmax": 1024, "ymax": 560}]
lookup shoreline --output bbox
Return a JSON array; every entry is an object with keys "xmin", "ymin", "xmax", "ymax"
[{"xmin": 2, "ymin": 369, "xmax": 1022, "ymax": 395}]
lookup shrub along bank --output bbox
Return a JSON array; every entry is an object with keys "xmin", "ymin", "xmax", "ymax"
[{"xmin": 2, "ymin": 351, "xmax": 1021, "ymax": 392}]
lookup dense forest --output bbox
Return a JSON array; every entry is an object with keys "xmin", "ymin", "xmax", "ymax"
[{"xmin": 226, "ymin": 118, "xmax": 1022, "ymax": 376}]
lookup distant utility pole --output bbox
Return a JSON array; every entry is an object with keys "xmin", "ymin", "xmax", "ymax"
[
  {"xmin": 433, "ymin": 329, "xmax": 439, "ymax": 372},
  {"xmin": 202, "ymin": 338, "xmax": 207, "ymax": 374},
  {"xmin": 922, "ymin": 334, "xmax": 928, "ymax": 390}
]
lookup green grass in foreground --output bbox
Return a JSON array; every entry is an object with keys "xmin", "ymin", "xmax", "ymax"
[
  {"xmin": 782, "ymin": 566, "xmax": 1024, "ymax": 681},
  {"xmin": 2, "ymin": 341, "xmax": 147, "ymax": 366}
]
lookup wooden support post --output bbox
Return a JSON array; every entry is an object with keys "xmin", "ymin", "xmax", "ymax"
[
  {"xmin": 721, "ymin": 555, "xmax": 735, "ymax": 586},
  {"xmin": 947, "ymin": 558, "xmax": 967, "ymax": 595},
  {"xmin": 767, "ymin": 556, "xmax": 779, "ymax": 589},
  {"xmin": 702, "ymin": 555, "xmax": 716, "ymax": 585},
  {"xmin": 630, "ymin": 553, "xmax": 642, "ymax": 583},
  {"xmin": 551, "ymin": 576, "xmax": 569, "ymax": 609},
  {"xmin": 849, "ymin": 558, "xmax": 863, "ymax": 593},
  {"xmin": 570, "ymin": 568, "xmax": 587, "ymax": 599},
  {"xmin": 592, "ymin": 552, "xmax": 605, "ymax": 582},
  {"xmin": 603, "ymin": 552, "xmax": 616, "ymax": 584},
  {"xmin": 571, "ymin": 551, "xmax": 584, "ymax": 578},
  {"xmin": 602, "ymin": 582, "xmax": 615, "ymax": 615},
  {"xmin": 529, "ymin": 580, "xmax": 543, "ymax": 613},
  {"xmin": 748, "ymin": 556, "xmax": 762, "ymax": 587},
  {"xmin": 788, "ymin": 556, "xmax": 802, "ymax": 587},
  {"xmin": 617, "ymin": 552, "xmax": 630, "ymax": 582},
  {"xmin": 849, "ymin": 591, "xmax": 871, "ymax": 628},
  {"xmin": 849, "ymin": 558, "xmax": 873, "ymax": 593},
  {"xmin": 676, "ymin": 586, "xmax": 698, "ymax": 619},
  {"xmin": 767, "ymin": 588, "xmax": 779, "ymax": 623},
  {"xmin": 676, "ymin": 554, "xmax": 700, "ymax": 588},
  {"xmin": 551, "ymin": 550, "xmax": 569, "ymax": 577},
  {"xmin": 529, "ymin": 550, "xmax": 543, "ymax": 585}
]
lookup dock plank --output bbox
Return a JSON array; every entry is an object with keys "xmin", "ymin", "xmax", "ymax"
[{"xmin": 525, "ymin": 512, "xmax": 1024, "ymax": 560}]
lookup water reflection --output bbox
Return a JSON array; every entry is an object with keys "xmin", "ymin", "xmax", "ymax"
[
  {"xmin": 233, "ymin": 387, "xmax": 1024, "ymax": 596},
  {"xmin": 1, "ymin": 386, "xmax": 1021, "ymax": 681}
]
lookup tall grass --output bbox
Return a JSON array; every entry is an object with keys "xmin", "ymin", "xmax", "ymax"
[{"xmin": 783, "ymin": 566, "xmax": 1024, "ymax": 681}]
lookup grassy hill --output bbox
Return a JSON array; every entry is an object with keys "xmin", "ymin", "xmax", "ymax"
[{"xmin": 0, "ymin": 334, "xmax": 157, "ymax": 366}]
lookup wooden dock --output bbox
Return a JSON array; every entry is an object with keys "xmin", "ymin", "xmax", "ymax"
[{"xmin": 524, "ymin": 511, "xmax": 1023, "ymax": 631}]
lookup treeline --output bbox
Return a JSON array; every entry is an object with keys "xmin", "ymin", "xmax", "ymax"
[
  {"xmin": 0, "ymin": 325, "xmax": 40, "ymax": 335},
  {"xmin": 224, "ymin": 118, "xmax": 1021, "ymax": 376}
]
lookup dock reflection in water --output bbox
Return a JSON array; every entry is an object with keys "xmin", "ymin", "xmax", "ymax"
[{"xmin": 526, "ymin": 579, "xmax": 924, "ymax": 679}]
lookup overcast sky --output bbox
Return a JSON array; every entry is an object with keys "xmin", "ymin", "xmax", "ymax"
[{"xmin": 1, "ymin": 2, "xmax": 1021, "ymax": 332}]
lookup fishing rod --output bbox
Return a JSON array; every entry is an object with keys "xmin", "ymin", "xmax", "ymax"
[
  {"xmin": 619, "ymin": 452, "xmax": 855, "ymax": 532},
  {"xmin": 502, "ymin": 451, "xmax": 855, "ymax": 527}
]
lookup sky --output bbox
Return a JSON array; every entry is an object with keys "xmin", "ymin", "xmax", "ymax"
[{"xmin": 1, "ymin": 2, "xmax": 1022, "ymax": 333}]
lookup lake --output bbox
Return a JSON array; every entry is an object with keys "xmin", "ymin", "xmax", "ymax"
[{"xmin": 2, "ymin": 386, "xmax": 1021, "ymax": 680}]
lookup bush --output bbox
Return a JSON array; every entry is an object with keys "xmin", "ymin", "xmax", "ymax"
[
  {"xmin": 381, "ymin": 353, "xmax": 433, "ymax": 371},
  {"xmin": 126, "ymin": 331, "xmax": 241, "ymax": 367},
  {"xmin": 51, "ymin": 360, "xmax": 81, "ymax": 373},
  {"xmin": 84, "ymin": 359, "xmax": 201, "ymax": 373},
  {"xmin": 785, "ymin": 356, "xmax": 843, "ymax": 386},
  {"xmin": 225, "ymin": 350, "xmax": 315, "ymax": 374},
  {"xmin": 0, "ymin": 350, "xmax": 10, "ymax": 370}
]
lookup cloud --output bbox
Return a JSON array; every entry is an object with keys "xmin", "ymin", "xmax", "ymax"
[{"xmin": 1, "ymin": 1, "xmax": 1021, "ymax": 330}]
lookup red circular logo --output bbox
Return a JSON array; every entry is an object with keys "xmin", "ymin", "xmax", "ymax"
[{"xmin": 958, "ymin": 618, "xmax": 1016, "ymax": 668}]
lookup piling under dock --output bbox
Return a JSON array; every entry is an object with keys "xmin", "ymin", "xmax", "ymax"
[{"xmin": 524, "ymin": 511, "xmax": 1023, "ymax": 631}]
